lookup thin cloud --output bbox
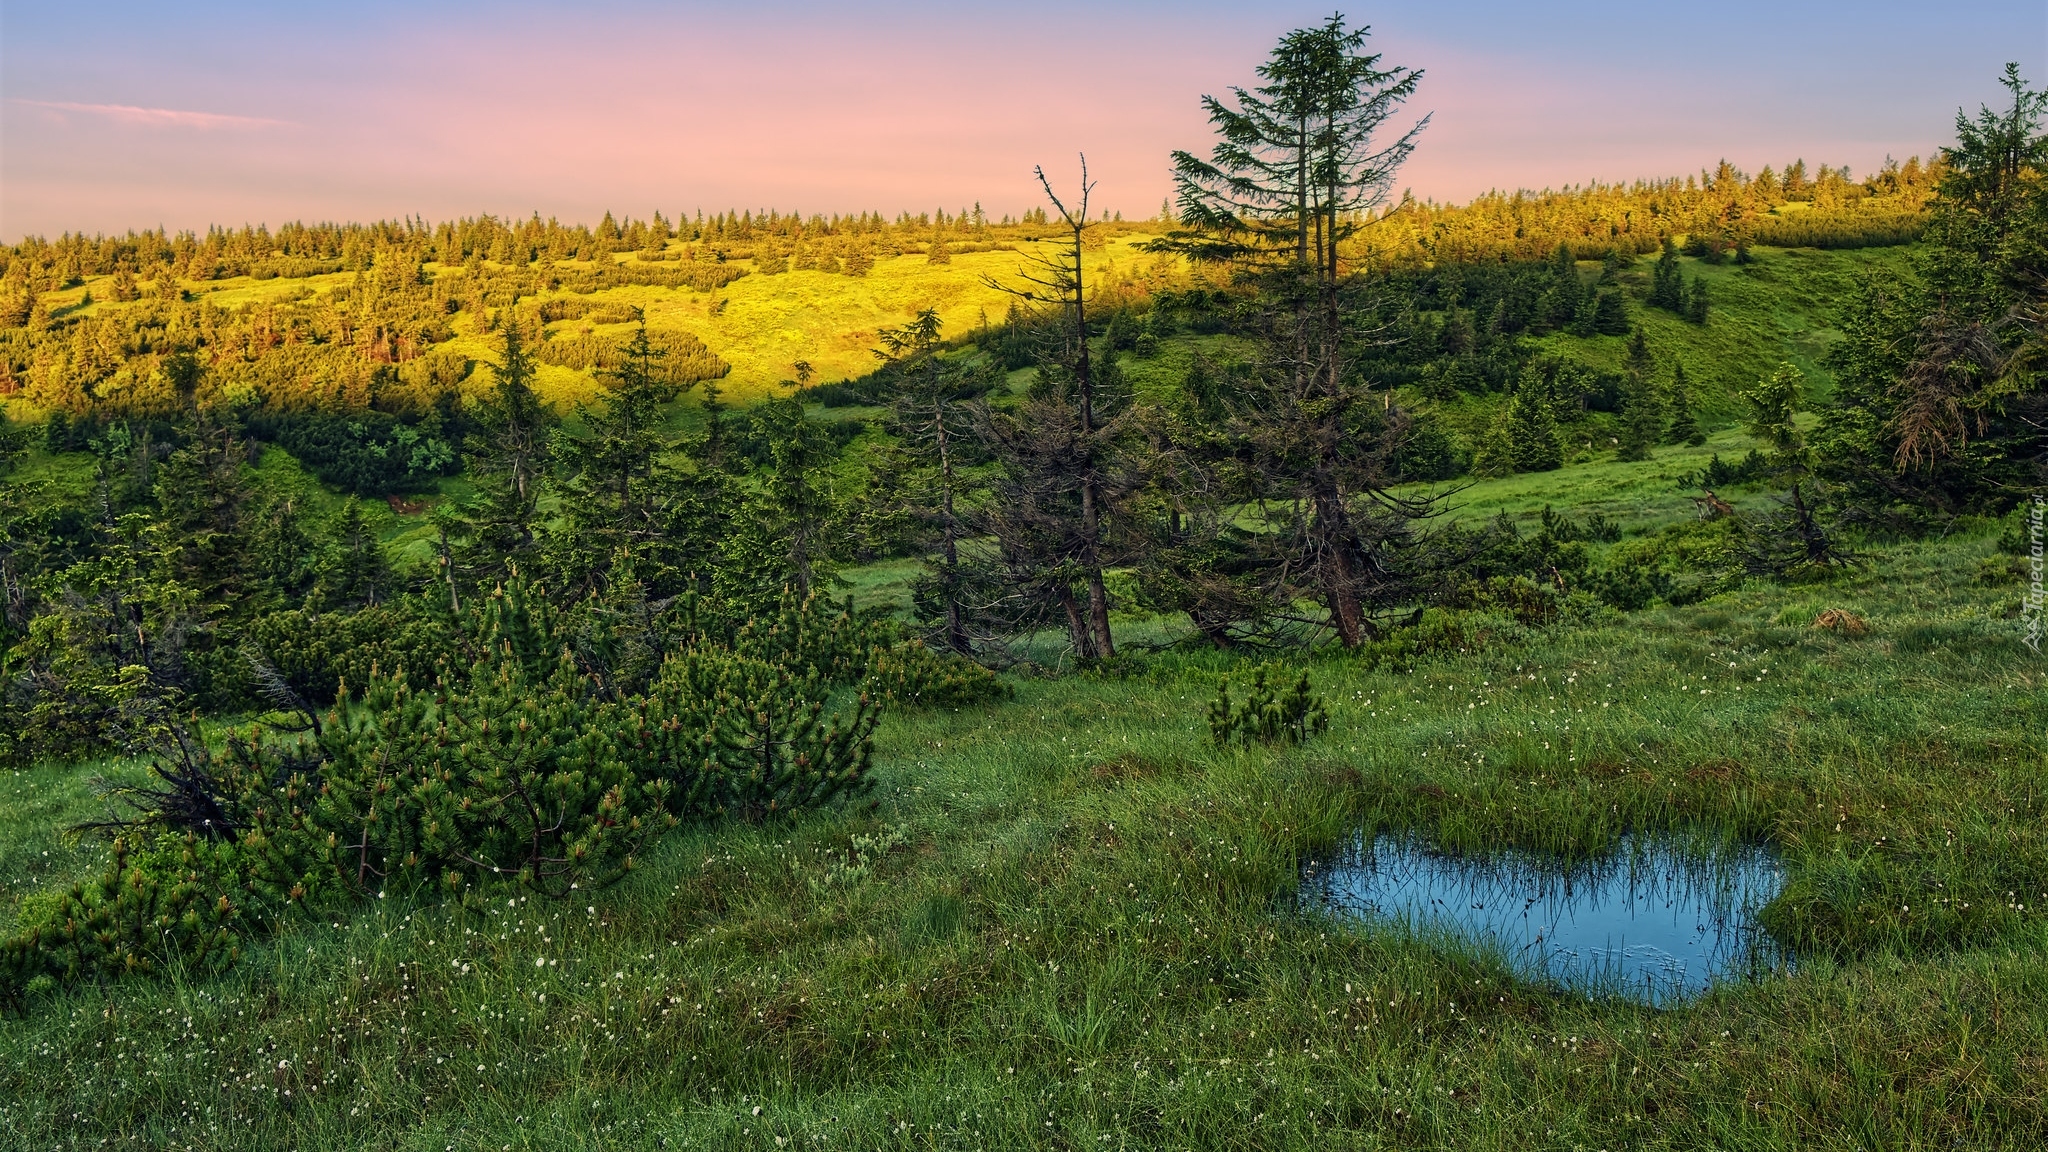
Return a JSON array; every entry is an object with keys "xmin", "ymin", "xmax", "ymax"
[{"xmin": 10, "ymin": 99, "xmax": 292, "ymax": 129}]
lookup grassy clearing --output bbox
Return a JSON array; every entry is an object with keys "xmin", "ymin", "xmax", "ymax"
[
  {"xmin": 1532, "ymin": 244, "xmax": 1914, "ymax": 421},
  {"xmin": 3, "ymin": 478, "xmax": 2043, "ymax": 1147}
]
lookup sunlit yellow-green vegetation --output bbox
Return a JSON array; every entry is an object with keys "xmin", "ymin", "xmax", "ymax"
[
  {"xmin": 587, "ymin": 235, "xmax": 1176, "ymax": 398},
  {"xmin": 19, "ymin": 232, "xmax": 1177, "ymax": 411},
  {"xmin": 1, "ymin": 151, "xmax": 1932, "ymax": 425},
  {"xmin": 1517, "ymin": 244, "xmax": 1914, "ymax": 419}
]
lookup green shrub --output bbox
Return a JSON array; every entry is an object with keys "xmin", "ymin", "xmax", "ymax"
[
  {"xmin": 1584, "ymin": 558, "xmax": 1675, "ymax": 610},
  {"xmin": 242, "ymin": 601, "xmax": 458, "ymax": 706},
  {"xmin": 864, "ymin": 641, "xmax": 1009, "ymax": 710},
  {"xmin": 1207, "ymin": 665, "xmax": 1328, "ymax": 747},
  {"xmin": 4, "ymin": 580, "xmax": 891, "ymax": 1001},
  {"xmin": 656, "ymin": 648, "xmax": 879, "ymax": 821},
  {"xmin": 2, "ymin": 835, "xmax": 243, "ymax": 1008},
  {"xmin": 1355, "ymin": 608, "xmax": 1512, "ymax": 666}
]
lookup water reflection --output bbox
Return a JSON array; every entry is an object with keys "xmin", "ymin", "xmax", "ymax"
[{"xmin": 1304, "ymin": 833, "xmax": 1789, "ymax": 1006}]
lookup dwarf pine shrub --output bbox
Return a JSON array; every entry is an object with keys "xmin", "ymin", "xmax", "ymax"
[
  {"xmin": 0, "ymin": 578, "xmax": 928, "ymax": 1004},
  {"xmin": 1207, "ymin": 665, "xmax": 1328, "ymax": 747}
]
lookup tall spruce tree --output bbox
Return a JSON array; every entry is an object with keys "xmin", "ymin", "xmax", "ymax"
[
  {"xmin": 987, "ymin": 157, "xmax": 1119, "ymax": 659},
  {"xmin": 320, "ymin": 497, "xmax": 391, "ymax": 609},
  {"xmin": 549, "ymin": 317, "xmax": 684, "ymax": 596},
  {"xmin": 1649, "ymin": 238, "xmax": 1685, "ymax": 311},
  {"xmin": 1684, "ymin": 277, "xmax": 1711, "ymax": 324},
  {"xmin": 458, "ymin": 323, "xmax": 553, "ymax": 585},
  {"xmin": 1504, "ymin": 380, "xmax": 1564, "ymax": 473},
  {"xmin": 739, "ymin": 396, "xmax": 839, "ymax": 606},
  {"xmin": 872, "ymin": 309, "xmax": 988, "ymax": 656},
  {"xmin": 1159, "ymin": 15, "xmax": 1435, "ymax": 647},
  {"xmin": 1617, "ymin": 329, "xmax": 1664, "ymax": 461}
]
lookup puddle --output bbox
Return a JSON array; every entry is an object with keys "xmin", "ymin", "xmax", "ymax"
[{"xmin": 1303, "ymin": 833, "xmax": 1789, "ymax": 1006}]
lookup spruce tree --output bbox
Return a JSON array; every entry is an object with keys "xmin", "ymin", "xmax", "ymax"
[
  {"xmin": 152, "ymin": 409, "xmax": 251, "ymax": 614},
  {"xmin": 873, "ymin": 309, "xmax": 986, "ymax": 656},
  {"xmin": 321, "ymin": 497, "xmax": 391, "ymax": 609},
  {"xmin": 1624, "ymin": 326, "xmax": 1654, "ymax": 382},
  {"xmin": 1743, "ymin": 361, "xmax": 1805, "ymax": 457},
  {"xmin": 550, "ymin": 317, "xmax": 683, "ymax": 596},
  {"xmin": 1591, "ymin": 290, "xmax": 1630, "ymax": 335},
  {"xmin": 1684, "ymin": 277, "xmax": 1711, "ymax": 323},
  {"xmin": 1504, "ymin": 382, "xmax": 1563, "ymax": 472},
  {"xmin": 1617, "ymin": 372, "xmax": 1664, "ymax": 462},
  {"xmin": 457, "ymin": 324, "xmax": 553, "ymax": 585},
  {"xmin": 1616, "ymin": 328, "xmax": 1663, "ymax": 461},
  {"xmin": 735, "ymin": 396, "xmax": 839, "ymax": 606},
  {"xmin": 1549, "ymin": 243, "xmax": 1586, "ymax": 329},
  {"xmin": 1161, "ymin": 15, "xmax": 1434, "ymax": 647},
  {"xmin": 993, "ymin": 157, "xmax": 1120, "ymax": 658},
  {"xmin": 1649, "ymin": 238, "xmax": 1684, "ymax": 310},
  {"xmin": 1665, "ymin": 361, "xmax": 1705, "ymax": 445},
  {"xmin": 1472, "ymin": 406, "xmax": 1519, "ymax": 477},
  {"xmin": 246, "ymin": 493, "xmax": 319, "ymax": 608}
]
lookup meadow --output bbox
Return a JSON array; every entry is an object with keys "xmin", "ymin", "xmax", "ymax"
[
  {"xmin": 2, "ymin": 427, "xmax": 2042, "ymax": 1149},
  {"xmin": 12, "ymin": 229, "xmax": 1178, "ymax": 412}
]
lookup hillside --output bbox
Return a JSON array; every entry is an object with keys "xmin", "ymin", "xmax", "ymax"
[{"xmin": 10, "ymin": 74, "xmax": 2047, "ymax": 1146}]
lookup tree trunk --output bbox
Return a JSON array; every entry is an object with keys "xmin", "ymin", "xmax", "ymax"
[
  {"xmin": 1070, "ymin": 222, "xmax": 1116, "ymax": 661},
  {"xmin": 1058, "ymin": 582, "xmax": 1095, "ymax": 659},
  {"xmin": 937, "ymin": 403, "xmax": 970, "ymax": 655},
  {"xmin": 1315, "ymin": 488, "xmax": 1364, "ymax": 648}
]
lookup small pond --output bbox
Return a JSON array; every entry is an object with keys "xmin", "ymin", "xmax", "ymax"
[{"xmin": 1302, "ymin": 833, "xmax": 1789, "ymax": 1006}]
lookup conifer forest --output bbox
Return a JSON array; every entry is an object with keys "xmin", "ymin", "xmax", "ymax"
[{"xmin": 2, "ymin": 14, "xmax": 2046, "ymax": 1151}]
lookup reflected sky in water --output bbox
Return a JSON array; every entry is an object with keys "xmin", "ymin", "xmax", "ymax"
[{"xmin": 1305, "ymin": 834, "xmax": 1788, "ymax": 1006}]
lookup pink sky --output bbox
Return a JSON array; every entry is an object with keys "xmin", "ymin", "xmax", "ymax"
[{"xmin": 3, "ymin": 2, "xmax": 2041, "ymax": 240}]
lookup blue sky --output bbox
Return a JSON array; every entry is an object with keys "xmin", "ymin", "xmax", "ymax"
[{"xmin": 2, "ymin": 1, "xmax": 2042, "ymax": 238}]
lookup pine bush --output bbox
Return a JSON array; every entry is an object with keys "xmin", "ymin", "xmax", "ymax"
[{"xmin": 1207, "ymin": 665, "xmax": 1328, "ymax": 747}]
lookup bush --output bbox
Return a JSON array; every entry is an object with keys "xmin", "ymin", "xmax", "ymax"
[
  {"xmin": 3, "ymin": 580, "xmax": 898, "ymax": 1002},
  {"xmin": 1207, "ymin": 665, "xmax": 1328, "ymax": 747},
  {"xmin": 1355, "ymin": 608, "xmax": 1511, "ymax": 666},
  {"xmin": 653, "ymin": 647, "xmax": 878, "ymax": 822},
  {"xmin": 1441, "ymin": 575, "xmax": 1594, "ymax": 626},
  {"xmin": 245, "ymin": 411, "xmax": 459, "ymax": 496},
  {"xmin": 864, "ymin": 641, "xmax": 1010, "ymax": 710},
  {"xmin": 1584, "ymin": 558, "xmax": 1674, "ymax": 610},
  {"xmin": 242, "ymin": 601, "xmax": 459, "ymax": 706},
  {"xmin": 2, "ymin": 835, "xmax": 243, "ymax": 1009}
]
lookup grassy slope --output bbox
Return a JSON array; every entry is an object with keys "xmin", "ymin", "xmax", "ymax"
[
  {"xmin": 18, "ymin": 234, "xmax": 1171, "ymax": 414},
  {"xmin": 3, "ymin": 446, "xmax": 2043, "ymax": 1149},
  {"xmin": 1426, "ymin": 244, "xmax": 1912, "ymax": 449}
]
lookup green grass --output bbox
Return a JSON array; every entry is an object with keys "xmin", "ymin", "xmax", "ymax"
[
  {"xmin": 1535, "ymin": 244, "xmax": 1913, "ymax": 422},
  {"xmin": 4, "ymin": 461, "xmax": 2044, "ymax": 1147},
  {"xmin": 1403, "ymin": 421, "xmax": 1773, "ymax": 533}
]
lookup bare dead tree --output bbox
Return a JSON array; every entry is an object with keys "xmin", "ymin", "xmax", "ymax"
[{"xmin": 983, "ymin": 155, "xmax": 1118, "ymax": 660}]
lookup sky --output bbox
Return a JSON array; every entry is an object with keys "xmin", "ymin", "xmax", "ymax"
[{"xmin": 2, "ymin": 1, "xmax": 2043, "ymax": 241}]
